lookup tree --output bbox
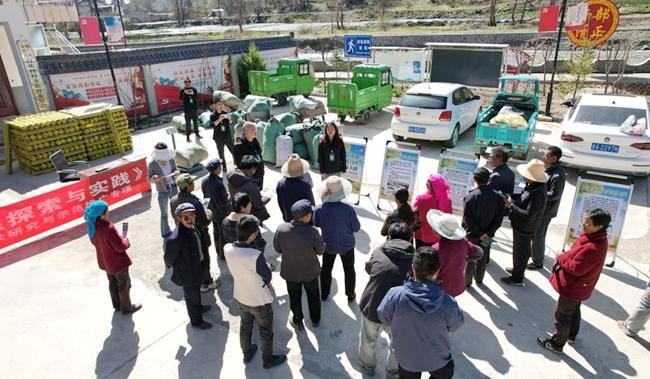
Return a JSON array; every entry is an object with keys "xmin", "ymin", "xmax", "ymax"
[
  {"xmin": 237, "ymin": 0, "xmax": 246, "ymax": 33},
  {"xmin": 519, "ymin": 0, "xmax": 529, "ymax": 24},
  {"xmin": 329, "ymin": 50, "xmax": 345, "ymax": 79},
  {"xmin": 376, "ymin": 0, "xmax": 394, "ymax": 31},
  {"xmin": 237, "ymin": 43, "xmax": 267, "ymax": 95},
  {"xmin": 511, "ymin": 0, "xmax": 519, "ymax": 24},
  {"xmin": 489, "ymin": 0, "xmax": 497, "ymax": 26},
  {"xmin": 566, "ymin": 47, "xmax": 595, "ymax": 102}
]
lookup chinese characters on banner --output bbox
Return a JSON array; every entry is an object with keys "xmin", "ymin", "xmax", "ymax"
[
  {"xmin": 0, "ymin": 158, "xmax": 150, "ymax": 250},
  {"xmin": 148, "ymin": 57, "xmax": 225, "ymax": 112},
  {"xmin": 379, "ymin": 146, "xmax": 420, "ymax": 201},
  {"xmin": 49, "ymin": 67, "xmax": 149, "ymax": 116},
  {"xmin": 567, "ymin": 0, "xmax": 619, "ymax": 47},
  {"xmin": 565, "ymin": 177, "xmax": 632, "ymax": 255},
  {"xmin": 342, "ymin": 139, "xmax": 367, "ymax": 194},
  {"xmin": 437, "ymin": 152, "xmax": 479, "ymax": 213}
]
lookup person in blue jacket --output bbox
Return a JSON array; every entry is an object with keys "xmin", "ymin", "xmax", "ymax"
[
  {"xmin": 378, "ymin": 246, "xmax": 464, "ymax": 379},
  {"xmin": 314, "ymin": 175, "xmax": 360, "ymax": 302}
]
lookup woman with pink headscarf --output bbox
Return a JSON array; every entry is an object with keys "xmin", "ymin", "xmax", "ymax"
[{"xmin": 412, "ymin": 174, "xmax": 453, "ymax": 248}]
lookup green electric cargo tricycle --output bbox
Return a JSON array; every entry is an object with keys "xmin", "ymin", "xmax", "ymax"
[
  {"xmin": 247, "ymin": 57, "xmax": 315, "ymax": 106},
  {"xmin": 326, "ymin": 64, "xmax": 393, "ymax": 123},
  {"xmin": 474, "ymin": 75, "xmax": 540, "ymax": 159}
]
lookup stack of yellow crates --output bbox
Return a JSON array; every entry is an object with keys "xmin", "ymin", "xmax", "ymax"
[
  {"xmin": 62, "ymin": 104, "xmax": 133, "ymax": 161},
  {"xmin": 7, "ymin": 112, "xmax": 87, "ymax": 175}
]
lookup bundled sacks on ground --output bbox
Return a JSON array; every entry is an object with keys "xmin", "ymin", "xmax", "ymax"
[
  {"xmin": 284, "ymin": 121, "xmax": 324, "ymax": 162},
  {"xmin": 275, "ymin": 112, "xmax": 301, "ymax": 129},
  {"xmin": 199, "ymin": 111, "xmax": 212, "ymax": 128},
  {"xmin": 176, "ymin": 143, "xmax": 209, "ymax": 169},
  {"xmin": 289, "ymin": 95, "xmax": 326, "ymax": 121},
  {"xmin": 246, "ymin": 98, "xmax": 273, "ymax": 122},
  {"xmin": 262, "ymin": 117, "xmax": 285, "ymax": 164},
  {"xmin": 213, "ymin": 90, "xmax": 246, "ymax": 110},
  {"xmin": 275, "ymin": 134, "xmax": 293, "ymax": 168},
  {"xmin": 243, "ymin": 95, "xmax": 273, "ymax": 108},
  {"xmin": 310, "ymin": 132, "xmax": 323, "ymax": 171}
]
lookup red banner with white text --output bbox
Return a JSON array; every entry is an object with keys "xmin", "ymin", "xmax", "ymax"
[{"xmin": 0, "ymin": 158, "xmax": 150, "ymax": 250}]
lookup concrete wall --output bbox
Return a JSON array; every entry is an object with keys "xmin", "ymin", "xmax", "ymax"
[{"xmin": 0, "ymin": 3, "xmax": 38, "ymax": 115}]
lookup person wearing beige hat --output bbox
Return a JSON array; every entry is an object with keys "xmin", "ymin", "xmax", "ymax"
[
  {"xmin": 428, "ymin": 210, "xmax": 483, "ymax": 297},
  {"xmin": 314, "ymin": 176, "xmax": 360, "ymax": 302},
  {"xmin": 501, "ymin": 159, "xmax": 549, "ymax": 286},
  {"xmin": 276, "ymin": 154, "xmax": 315, "ymax": 222}
]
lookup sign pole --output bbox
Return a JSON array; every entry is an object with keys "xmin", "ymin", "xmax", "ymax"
[
  {"xmin": 92, "ymin": 0, "xmax": 122, "ymax": 105},
  {"xmin": 544, "ymin": 0, "xmax": 568, "ymax": 116}
]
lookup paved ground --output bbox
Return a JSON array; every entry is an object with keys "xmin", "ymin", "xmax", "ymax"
[{"xmin": 1, "ymin": 100, "xmax": 649, "ymax": 378}]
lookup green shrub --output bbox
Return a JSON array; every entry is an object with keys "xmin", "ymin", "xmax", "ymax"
[{"xmin": 237, "ymin": 43, "xmax": 267, "ymax": 96}]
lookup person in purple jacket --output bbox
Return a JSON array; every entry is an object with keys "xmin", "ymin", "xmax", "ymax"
[
  {"xmin": 313, "ymin": 176, "xmax": 360, "ymax": 302},
  {"xmin": 378, "ymin": 246, "xmax": 464, "ymax": 379}
]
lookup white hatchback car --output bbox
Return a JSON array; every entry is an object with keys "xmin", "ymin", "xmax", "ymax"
[
  {"xmin": 559, "ymin": 94, "xmax": 650, "ymax": 176},
  {"xmin": 391, "ymin": 82, "xmax": 482, "ymax": 148}
]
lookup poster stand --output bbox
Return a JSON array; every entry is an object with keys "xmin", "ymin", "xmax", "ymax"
[
  {"xmin": 437, "ymin": 148, "xmax": 481, "ymax": 215},
  {"xmin": 377, "ymin": 140, "xmax": 421, "ymax": 211},
  {"xmin": 342, "ymin": 137, "xmax": 370, "ymax": 206},
  {"xmin": 563, "ymin": 170, "xmax": 633, "ymax": 268}
]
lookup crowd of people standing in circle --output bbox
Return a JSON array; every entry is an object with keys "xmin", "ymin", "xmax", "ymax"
[{"xmin": 83, "ymin": 100, "xmax": 649, "ymax": 377}]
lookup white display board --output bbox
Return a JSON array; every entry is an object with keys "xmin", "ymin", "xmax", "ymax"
[{"xmin": 437, "ymin": 150, "xmax": 479, "ymax": 213}]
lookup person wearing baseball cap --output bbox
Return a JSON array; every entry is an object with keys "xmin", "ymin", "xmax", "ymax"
[
  {"xmin": 201, "ymin": 158, "xmax": 231, "ymax": 260},
  {"xmin": 170, "ymin": 173, "xmax": 219, "ymax": 292},
  {"xmin": 180, "ymin": 78, "xmax": 202, "ymax": 142},
  {"xmin": 164, "ymin": 203, "xmax": 212, "ymax": 329},
  {"xmin": 273, "ymin": 199, "xmax": 325, "ymax": 330},
  {"xmin": 502, "ymin": 159, "xmax": 549, "ymax": 286},
  {"xmin": 276, "ymin": 154, "xmax": 314, "ymax": 222}
]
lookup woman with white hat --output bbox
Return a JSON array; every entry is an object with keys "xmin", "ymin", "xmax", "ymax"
[
  {"xmin": 276, "ymin": 154, "xmax": 315, "ymax": 222},
  {"xmin": 313, "ymin": 176, "xmax": 360, "ymax": 302},
  {"xmin": 427, "ymin": 210, "xmax": 483, "ymax": 297},
  {"xmin": 502, "ymin": 159, "xmax": 549, "ymax": 287},
  {"xmin": 147, "ymin": 142, "xmax": 179, "ymax": 238}
]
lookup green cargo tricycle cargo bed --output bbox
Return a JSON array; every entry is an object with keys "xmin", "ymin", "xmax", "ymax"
[{"xmin": 248, "ymin": 57, "xmax": 315, "ymax": 106}]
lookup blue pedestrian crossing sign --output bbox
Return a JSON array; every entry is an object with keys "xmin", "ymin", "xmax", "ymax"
[{"xmin": 344, "ymin": 35, "xmax": 373, "ymax": 58}]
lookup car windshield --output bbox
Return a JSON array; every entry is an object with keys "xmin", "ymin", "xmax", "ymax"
[
  {"xmin": 574, "ymin": 105, "xmax": 648, "ymax": 126},
  {"xmin": 399, "ymin": 93, "xmax": 447, "ymax": 109},
  {"xmin": 500, "ymin": 80, "xmax": 537, "ymax": 96}
]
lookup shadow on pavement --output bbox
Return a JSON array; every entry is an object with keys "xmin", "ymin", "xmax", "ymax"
[
  {"xmin": 176, "ymin": 322, "xmax": 227, "ymax": 378},
  {"xmin": 94, "ymin": 312, "xmax": 140, "ymax": 379},
  {"xmin": 453, "ymin": 309, "xmax": 510, "ymax": 376}
]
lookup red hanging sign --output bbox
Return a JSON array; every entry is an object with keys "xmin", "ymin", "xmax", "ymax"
[
  {"xmin": 538, "ymin": 5, "xmax": 561, "ymax": 33},
  {"xmin": 79, "ymin": 17, "xmax": 102, "ymax": 45}
]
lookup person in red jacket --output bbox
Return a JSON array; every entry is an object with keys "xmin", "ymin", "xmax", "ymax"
[
  {"xmin": 84, "ymin": 200, "xmax": 142, "ymax": 315},
  {"xmin": 537, "ymin": 208, "xmax": 611, "ymax": 354}
]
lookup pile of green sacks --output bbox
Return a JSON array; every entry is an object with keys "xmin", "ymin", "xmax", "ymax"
[{"xmin": 285, "ymin": 119, "xmax": 324, "ymax": 167}]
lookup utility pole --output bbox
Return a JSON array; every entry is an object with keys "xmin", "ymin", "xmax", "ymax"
[
  {"xmin": 92, "ymin": 0, "xmax": 122, "ymax": 105},
  {"xmin": 545, "ymin": 0, "xmax": 568, "ymax": 116}
]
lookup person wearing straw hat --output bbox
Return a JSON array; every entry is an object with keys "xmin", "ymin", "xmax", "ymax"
[
  {"xmin": 314, "ymin": 176, "xmax": 360, "ymax": 302},
  {"xmin": 147, "ymin": 142, "xmax": 179, "ymax": 239},
  {"xmin": 501, "ymin": 159, "xmax": 548, "ymax": 287},
  {"xmin": 85, "ymin": 200, "xmax": 141, "ymax": 315},
  {"xmin": 276, "ymin": 154, "xmax": 315, "ymax": 222},
  {"xmin": 428, "ymin": 210, "xmax": 483, "ymax": 297}
]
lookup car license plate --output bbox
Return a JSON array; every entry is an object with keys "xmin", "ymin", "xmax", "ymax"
[
  {"xmin": 408, "ymin": 127, "xmax": 426, "ymax": 134},
  {"xmin": 591, "ymin": 143, "xmax": 619, "ymax": 153}
]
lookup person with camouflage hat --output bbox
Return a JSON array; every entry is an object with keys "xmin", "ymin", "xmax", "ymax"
[{"xmin": 170, "ymin": 173, "xmax": 220, "ymax": 292}]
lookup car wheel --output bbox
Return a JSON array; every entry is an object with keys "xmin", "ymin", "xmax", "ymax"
[
  {"xmin": 479, "ymin": 147, "xmax": 487, "ymax": 157},
  {"xmin": 393, "ymin": 134, "xmax": 404, "ymax": 142},
  {"xmin": 472, "ymin": 107, "xmax": 482, "ymax": 128},
  {"xmin": 276, "ymin": 93, "xmax": 288, "ymax": 106},
  {"xmin": 338, "ymin": 114, "xmax": 345, "ymax": 123},
  {"xmin": 444, "ymin": 124, "xmax": 460, "ymax": 148},
  {"xmin": 361, "ymin": 108, "xmax": 371, "ymax": 124},
  {"xmin": 303, "ymin": 93, "xmax": 311, "ymax": 98}
]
